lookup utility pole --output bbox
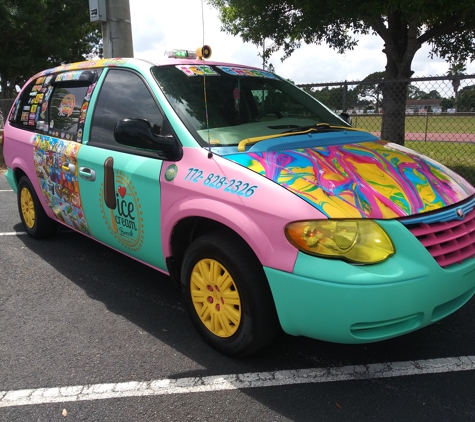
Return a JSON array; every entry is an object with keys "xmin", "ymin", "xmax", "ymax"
[{"xmin": 89, "ymin": 0, "xmax": 134, "ymax": 58}]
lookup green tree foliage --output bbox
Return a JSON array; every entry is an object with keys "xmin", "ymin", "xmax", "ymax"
[
  {"xmin": 446, "ymin": 62, "xmax": 467, "ymax": 111},
  {"xmin": 406, "ymin": 86, "xmax": 423, "ymax": 99},
  {"xmin": 355, "ymin": 71, "xmax": 384, "ymax": 112},
  {"xmin": 440, "ymin": 97, "xmax": 455, "ymax": 110},
  {"xmin": 458, "ymin": 85, "xmax": 475, "ymax": 112},
  {"xmin": 208, "ymin": 0, "xmax": 475, "ymax": 144},
  {"xmin": 419, "ymin": 90, "xmax": 442, "ymax": 100},
  {"xmin": 308, "ymin": 86, "xmax": 358, "ymax": 112},
  {"xmin": 305, "ymin": 87, "xmax": 331, "ymax": 105},
  {"xmin": 0, "ymin": 0, "xmax": 101, "ymax": 99}
]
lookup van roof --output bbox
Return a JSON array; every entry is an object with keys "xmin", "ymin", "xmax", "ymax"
[{"xmin": 32, "ymin": 57, "xmax": 265, "ymax": 81}]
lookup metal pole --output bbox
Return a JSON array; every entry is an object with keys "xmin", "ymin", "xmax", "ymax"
[
  {"xmin": 342, "ymin": 81, "xmax": 347, "ymax": 112},
  {"xmin": 424, "ymin": 111, "xmax": 429, "ymax": 142},
  {"xmin": 102, "ymin": 0, "xmax": 134, "ymax": 58}
]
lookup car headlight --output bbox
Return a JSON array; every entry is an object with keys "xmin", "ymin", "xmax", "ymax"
[{"xmin": 285, "ymin": 220, "xmax": 395, "ymax": 264}]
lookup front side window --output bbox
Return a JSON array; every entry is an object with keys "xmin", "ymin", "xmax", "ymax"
[{"xmin": 89, "ymin": 69, "xmax": 165, "ymax": 150}]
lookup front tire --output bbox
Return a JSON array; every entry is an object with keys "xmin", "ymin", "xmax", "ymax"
[
  {"xmin": 17, "ymin": 176, "xmax": 57, "ymax": 238},
  {"xmin": 181, "ymin": 231, "xmax": 280, "ymax": 356}
]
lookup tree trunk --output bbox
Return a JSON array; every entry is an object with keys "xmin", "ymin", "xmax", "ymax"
[
  {"xmin": 0, "ymin": 76, "xmax": 7, "ymax": 100},
  {"xmin": 375, "ymin": 9, "xmax": 421, "ymax": 145},
  {"xmin": 451, "ymin": 76, "xmax": 461, "ymax": 112},
  {"xmin": 380, "ymin": 79, "xmax": 410, "ymax": 145},
  {"xmin": 0, "ymin": 75, "xmax": 16, "ymax": 99}
]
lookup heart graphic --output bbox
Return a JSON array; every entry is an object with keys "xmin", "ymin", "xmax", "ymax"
[{"xmin": 118, "ymin": 186, "xmax": 126, "ymax": 198}]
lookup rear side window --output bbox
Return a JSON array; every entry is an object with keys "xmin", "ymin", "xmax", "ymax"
[
  {"xmin": 9, "ymin": 75, "xmax": 55, "ymax": 131},
  {"xmin": 9, "ymin": 69, "xmax": 101, "ymax": 143},
  {"xmin": 48, "ymin": 85, "xmax": 89, "ymax": 141}
]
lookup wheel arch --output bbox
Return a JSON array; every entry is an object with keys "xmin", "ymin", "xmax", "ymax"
[
  {"xmin": 16, "ymin": 174, "xmax": 58, "ymax": 238},
  {"xmin": 163, "ymin": 197, "xmax": 299, "ymax": 286},
  {"xmin": 166, "ymin": 215, "xmax": 265, "ymax": 288},
  {"xmin": 10, "ymin": 161, "xmax": 29, "ymax": 191}
]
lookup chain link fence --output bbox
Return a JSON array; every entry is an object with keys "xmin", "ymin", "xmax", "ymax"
[
  {"xmin": 3, "ymin": 75, "xmax": 475, "ymax": 185},
  {"xmin": 299, "ymin": 75, "xmax": 475, "ymax": 186}
]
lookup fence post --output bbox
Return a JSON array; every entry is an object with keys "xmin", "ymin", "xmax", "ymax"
[
  {"xmin": 424, "ymin": 112, "xmax": 429, "ymax": 142},
  {"xmin": 342, "ymin": 81, "xmax": 348, "ymax": 112}
]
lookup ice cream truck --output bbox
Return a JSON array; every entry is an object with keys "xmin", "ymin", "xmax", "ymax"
[{"xmin": 2, "ymin": 48, "xmax": 475, "ymax": 356}]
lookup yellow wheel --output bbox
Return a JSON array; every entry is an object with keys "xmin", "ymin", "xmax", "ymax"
[
  {"xmin": 181, "ymin": 231, "xmax": 280, "ymax": 356},
  {"xmin": 190, "ymin": 258, "xmax": 241, "ymax": 338},
  {"xmin": 17, "ymin": 176, "xmax": 57, "ymax": 238},
  {"xmin": 20, "ymin": 186, "xmax": 35, "ymax": 229}
]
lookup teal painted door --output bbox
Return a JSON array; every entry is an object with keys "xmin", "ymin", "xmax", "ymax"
[
  {"xmin": 76, "ymin": 146, "xmax": 166, "ymax": 270},
  {"xmin": 74, "ymin": 67, "xmax": 173, "ymax": 271}
]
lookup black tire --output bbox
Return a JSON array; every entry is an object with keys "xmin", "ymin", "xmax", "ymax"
[
  {"xmin": 181, "ymin": 231, "xmax": 280, "ymax": 357},
  {"xmin": 17, "ymin": 176, "xmax": 57, "ymax": 239}
]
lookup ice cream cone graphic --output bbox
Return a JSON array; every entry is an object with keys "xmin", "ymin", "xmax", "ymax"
[{"xmin": 104, "ymin": 157, "xmax": 118, "ymax": 233}]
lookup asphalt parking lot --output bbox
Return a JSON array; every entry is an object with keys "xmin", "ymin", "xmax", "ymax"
[{"xmin": 1, "ymin": 172, "xmax": 475, "ymax": 421}]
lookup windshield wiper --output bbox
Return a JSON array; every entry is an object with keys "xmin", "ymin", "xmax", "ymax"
[
  {"xmin": 237, "ymin": 123, "xmax": 352, "ymax": 152},
  {"xmin": 280, "ymin": 123, "xmax": 336, "ymax": 134}
]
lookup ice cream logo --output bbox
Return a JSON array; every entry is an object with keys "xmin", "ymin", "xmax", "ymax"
[
  {"xmin": 100, "ymin": 157, "xmax": 144, "ymax": 251},
  {"xmin": 58, "ymin": 94, "xmax": 75, "ymax": 117}
]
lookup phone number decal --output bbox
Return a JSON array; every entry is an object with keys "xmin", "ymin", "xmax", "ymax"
[{"xmin": 184, "ymin": 167, "xmax": 258, "ymax": 197}]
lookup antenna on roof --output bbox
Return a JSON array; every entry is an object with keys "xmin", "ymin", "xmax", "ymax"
[{"xmin": 201, "ymin": 0, "xmax": 213, "ymax": 158}]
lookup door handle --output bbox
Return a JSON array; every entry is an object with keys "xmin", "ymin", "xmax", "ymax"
[{"xmin": 79, "ymin": 167, "xmax": 96, "ymax": 181}]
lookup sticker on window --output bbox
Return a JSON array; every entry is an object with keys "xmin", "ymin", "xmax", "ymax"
[
  {"xmin": 55, "ymin": 71, "xmax": 85, "ymax": 82},
  {"xmin": 176, "ymin": 65, "xmax": 220, "ymax": 77},
  {"xmin": 217, "ymin": 66, "xmax": 278, "ymax": 79},
  {"xmin": 58, "ymin": 94, "xmax": 75, "ymax": 117}
]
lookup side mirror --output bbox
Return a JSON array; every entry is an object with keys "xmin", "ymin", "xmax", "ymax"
[
  {"xmin": 114, "ymin": 118, "xmax": 182, "ymax": 161},
  {"xmin": 339, "ymin": 112, "xmax": 352, "ymax": 125}
]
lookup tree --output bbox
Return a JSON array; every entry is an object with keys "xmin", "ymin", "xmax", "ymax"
[
  {"xmin": 419, "ymin": 90, "xmax": 442, "ymax": 100},
  {"xmin": 209, "ymin": 0, "xmax": 475, "ymax": 145},
  {"xmin": 304, "ymin": 85, "xmax": 358, "ymax": 112},
  {"xmin": 266, "ymin": 63, "xmax": 275, "ymax": 73},
  {"xmin": 406, "ymin": 86, "xmax": 423, "ymax": 99},
  {"xmin": 355, "ymin": 71, "xmax": 384, "ymax": 113},
  {"xmin": 457, "ymin": 85, "xmax": 475, "ymax": 112},
  {"xmin": 307, "ymin": 87, "xmax": 331, "ymax": 106},
  {"xmin": 0, "ymin": 0, "xmax": 101, "ymax": 99},
  {"xmin": 440, "ymin": 97, "xmax": 455, "ymax": 110},
  {"xmin": 446, "ymin": 62, "xmax": 466, "ymax": 112}
]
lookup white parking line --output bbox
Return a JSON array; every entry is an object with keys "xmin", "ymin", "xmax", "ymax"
[
  {"xmin": 1, "ymin": 356, "xmax": 474, "ymax": 408},
  {"xmin": 0, "ymin": 232, "xmax": 27, "ymax": 236}
]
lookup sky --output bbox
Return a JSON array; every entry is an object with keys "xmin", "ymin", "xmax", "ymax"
[{"xmin": 128, "ymin": 0, "xmax": 475, "ymax": 85}]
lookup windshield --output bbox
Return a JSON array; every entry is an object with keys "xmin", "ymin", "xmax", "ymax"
[{"xmin": 152, "ymin": 64, "xmax": 349, "ymax": 147}]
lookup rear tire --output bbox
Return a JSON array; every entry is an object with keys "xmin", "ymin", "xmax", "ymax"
[
  {"xmin": 17, "ymin": 176, "xmax": 57, "ymax": 238},
  {"xmin": 181, "ymin": 231, "xmax": 280, "ymax": 356}
]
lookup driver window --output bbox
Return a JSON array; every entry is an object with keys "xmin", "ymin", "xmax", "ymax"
[{"xmin": 89, "ymin": 69, "xmax": 165, "ymax": 149}]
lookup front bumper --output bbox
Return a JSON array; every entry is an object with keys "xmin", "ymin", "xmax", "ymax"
[{"xmin": 265, "ymin": 219, "xmax": 475, "ymax": 343}]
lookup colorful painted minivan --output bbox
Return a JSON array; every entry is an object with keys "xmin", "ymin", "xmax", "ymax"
[{"xmin": 3, "ymin": 50, "xmax": 475, "ymax": 356}]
